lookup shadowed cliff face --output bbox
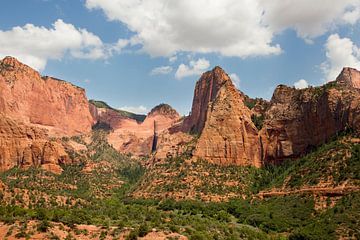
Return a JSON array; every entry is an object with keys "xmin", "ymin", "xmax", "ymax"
[
  {"xmin": 0, "ymin": 114, "xmax": 71, "ymax": 174},
  {"xmin": 0, "ymin": 56, "xmax": 91, "ymax": 173},
  {"xmin": 260, "ymin": 69, "xmax": 360, "ymax": 162},
  {"xmin": 0, "ymin": 56, "xmax": 93, "ymax": 136},
  {"xmin": 176, "ymin": 67, "xmax": 263, "ymax": 167},
  {"xmin": 173, "ymin": 66, "xmax": 360, "ymax": 167},
  {"xmin": 182, "ymin": 66, "xmax": 233, "ymax": 134},
  {"xmin": 90, "ymin": 103, "xmax": 181, "ymax": 157}
]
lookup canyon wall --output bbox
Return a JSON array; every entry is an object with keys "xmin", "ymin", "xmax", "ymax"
[{"xmin": 0, "ymin": 56, "xmax": 93, "ymax": 136}]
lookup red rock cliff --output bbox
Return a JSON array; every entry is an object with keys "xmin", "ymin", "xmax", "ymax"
[
  {"xmin": 260, "ymin": 71, "xmax": 360, "ymax": 162},
  {"xmin": 182, "ymin": 66, "xmax": 231, "ymax": 133},
  {"xmin": 0, "ymin": 114, "xmax": 71, "ymax": 174},
  {"xmin": 0, "ymin": 56, "xmax": 93, "ymax": 136},
  {"xmin": 107, "ymin": 104, "xmax": 180, "ymax": 156},
  {"xmin": 189, "ymin": 67, "xmax": 262, "ymax": 167},
  {"xmin": 336, "ymin": 67, "xmax": 360, "ymax": 89}
]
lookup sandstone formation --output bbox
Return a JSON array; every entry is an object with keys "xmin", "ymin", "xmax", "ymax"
[
  {"xmin": 158, "ymin": 66, "xmax": 360, "ymax": 168},
  {"xmin": 260, "ymin": 68, "xmax": 360, "ymax": 162},
  {"xmin": 191, "ymin": 68, "xmax": 262, "ymax": 167},
  {"xmin": 106, "ymin": 104, "xmax": 181, "ymax": 156},
  {"xmin": 336, "ymin": 67, "xmax": 360, "ymax": 89},
  {"xmin": 89, "ymin": 100, "xmax": 146, "ymax": 129},
  {"xmin": 0, "ymin": 56, "xmax": 93, "ymax": 136},
  {"xmin": 182, "ymin": 66, "xmax": 232, "ymax": 134},
  {"xmin": 0, "ymin": 114, "xmax": 71, "ymax": 174}
]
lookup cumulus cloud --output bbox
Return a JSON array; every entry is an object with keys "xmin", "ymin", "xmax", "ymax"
[
  {"xmin": 118, "ymin": 105, "xmax": 148, "ymax": 114},
  {"xmin": 85, "ymin": 0, "xmax": 360, "ymax": 59},
  {"xmin": 294, "ymin": 79, "xmax": 309, "ymax": 89},
  {"xmin": 0, "ymin": 19, "xmax": 127, "ymax": 71},
  {"xmin": 261, "ymin": 0, "xmax": 360, "ymax": 40},
  {"xmin": 321, "ymin": 34, "xmax": 360, "ymax": 81},
  {"xmin": 85, "ymin": 0, "xmax": 281, "ymax": 58},
  {"xmin": 150, "ymin": 66, "xmax": 173, "ymax": 75},
  {"xmin": 175, "ymin": 58, "xmax": 210, "ymax": 79},
  {"xmin": 229, "ymin": 73, "xmax": 241, "ymax": 88}
]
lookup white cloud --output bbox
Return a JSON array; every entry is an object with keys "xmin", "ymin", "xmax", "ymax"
[
  {"xmin": 229, "ymin": 73, "xmax": 241, "ymax": 88},
  {"xmin": 85, "ymin": 0, "xmax": 281, "ymax": 58},
  {"xmin": 118, "ymin": 105, "xmax": 148, "ymax": 114},
  {"xmin": 150, "ymin": 66, "xmax": 173, "ymax": 75},
  {"xmin": 261, "ymin": 0, "xmax": 360, "ymax": 39},
  {"xmin": 169, "ymin": 55, "xmax": 177, "ymax": 63},
  {"xmin": 0, "ymin": 19, "xmax": 127, "ymax": 71},
  {"xmin": 85, "ymin": 0, "xmax": 360, "ymax": 59},
  {"xmin": 321, "ymin": 34, "xmax": 360, "ymax": 81},
  {"xmin": 294, "ymin": 79, "xmax": 309, "ymax": 89},
  {"xmin": 175, "ymin": 58, "xmax": 210, "ymax": 79}
]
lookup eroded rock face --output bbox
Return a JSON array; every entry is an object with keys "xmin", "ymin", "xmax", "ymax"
[
  {"xmin": 192, "ymin": 69, "xmax": 262, "ymax": 167},
  {"xmin": 168, "ymin": 66, "xmax": 360, "ymax": 167},
  {"xmin": 0, "ymin": 114, "xmax": 71, "ymax": 174},
  {"xmin": 107, "ymin": 104, "xmax": 181, "ymax": 156},
  {"xmin": 0, "ymin": 56, "xmax": 93, "ymax": 136},
  {"xmin": 182, "ymin": 66, "xmax": 231, "ymax": 134},
  {"xmin": 260, "ymin": 80, "xmax": 360, "ymax": 162},
  {"xmin": 336, "ymin": 67, "xmax": 360, "ymax": 89}
]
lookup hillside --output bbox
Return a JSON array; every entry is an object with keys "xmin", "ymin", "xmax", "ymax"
[
  {"xmin": 0, "ymin": 130, "xmax": 359, "ymax": 239},
  {"xmin": 0, "ymin": 57, "xmax": 359, "ymax": 239},
  {"xmin": 89, "ymin": 99, "xmax": 146, "ymax": 122}
]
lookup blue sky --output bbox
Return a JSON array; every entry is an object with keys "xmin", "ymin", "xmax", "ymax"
[{"xmin": 1, "ymin": 0, "xmax": 360, "ymax": 115}]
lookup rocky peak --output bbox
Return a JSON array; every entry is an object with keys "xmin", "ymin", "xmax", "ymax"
[
  {"xmin": 193, "ymin": 75, "xmax": 262, "ymax": 167},
  {"xmin": 148, "ymin": 104, "xmax": 179, "ymax": 118},
  {"xmin": 183, "ymin": 66, "xmax": 232, "ymax": 133},
  {"xmin": 270, "ymin": 85, "xmax": 297, "ymax": 104},
  {"xmin": 1, "ymin": 56, "xmax": 23, "ymax": 68},
  {"xmin": 336, "ymin": 67, "xmax": 360, "ymax": 89}
]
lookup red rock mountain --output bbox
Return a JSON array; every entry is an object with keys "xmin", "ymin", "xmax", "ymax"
[
  {"xmin": 0, "ymin": 56, "xmax": 93, "ymax": 136},
  {"xmin": 0, "ymin": 114, "xmax": 71, "ymax": 174},
  {"xmin": 260, "ymin": 68, "xmax": 360, "ymax": 162},
  {"xmin": 157, "ymin": 66, "xmax": 360, "ymax": 168},
  {"xmin": 191, "ymin": 68, "xmax": 262, "ymax": 167},
  {"xmin": 336, "ymin": 67, "xmax": 360, "ymax": 89},
  {"xmin": 1, "ymin": 56, "xmax": 360, "ymax": 171},
  {"xmin": 89, "ymin": 102, "xmax": 181, "ymax": 157},
  {"xmin": 182, "ymin": 66, "xmax": 232, "ymax": 134},
  {"xmin": 0, "ymin": 56, "xmax": 92, "ymax": 173}
]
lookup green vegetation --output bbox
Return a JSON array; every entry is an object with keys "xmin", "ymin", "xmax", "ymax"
[
  {"xmin": 89, "ymin": 99, "xmax": 146, "ymax": 122},
  {"xmin": 251, "ymin": 114, "xmax": 265, "ymax": 130},
  {"xmin": 0, "ymin": 131, "xmax": 359, "ymax": 239},
  {"xmin": 245, "ymin": 100, "xmax": 256, "ymax": 110},
  {"xmin": 150, "ymin": 103, "xmax": 177, "ymax": 116}
]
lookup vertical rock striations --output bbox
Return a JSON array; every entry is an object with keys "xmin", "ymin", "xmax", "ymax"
[
  {"xmin": 260, "ymin": 71, "xmax": 360, "ymax": 162},
  {"xmin": 188, "ymin": 67, "xmax": 262, "ymax": 167},
  {"xmin": 182, "ymin": 66, "xmax": 232, "ymax": 134}
]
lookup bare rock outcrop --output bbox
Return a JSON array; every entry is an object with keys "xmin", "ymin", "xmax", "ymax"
[
  {"xmin": 0, "ymin": 114, "xmax": 71, "ymax": 174},
  {"xmin": 336, "ymin": 67, "xmax": 360, "ymax": 89},
  {"xmin": 107, "ymin": 104, "xmax": 181, "ymax": 156},
  {"xmin": 260, "ymin": 71, "xmax": 360, "ymax": 162},
  {"xmin": 182, "ymin": 66, "xmax": 231, "ymax": 134},
  {"xmin": 192, "ymin": 68, "xmax": 262, "ymax": 167},
  {"xmin": 0, "ymin": 56, "xmax": 93, "ymax": 136}
]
